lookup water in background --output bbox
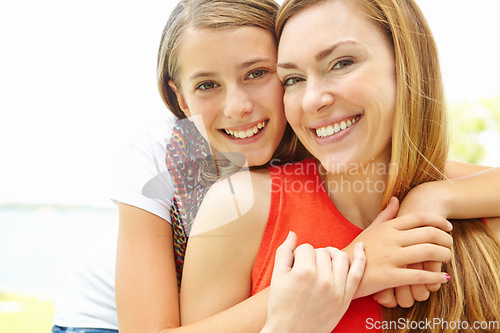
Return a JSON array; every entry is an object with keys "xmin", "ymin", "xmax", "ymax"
[{"xmin": 0, "ymin": 205, "xmax": 118, "ymax": 298}]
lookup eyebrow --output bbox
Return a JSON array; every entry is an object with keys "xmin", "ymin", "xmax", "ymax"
[
  {"xmin": 240, "ymin": 57, "xmax": 273, "ymax": 69},
  {"xmin": 277, "ymin": 40, "xmax": 358, "ymax": 70},
  {"xmin": 189, "ymin": 57, "xmax": 273, "ymax": 81}
]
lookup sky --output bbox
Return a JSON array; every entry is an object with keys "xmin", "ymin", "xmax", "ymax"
[{"xmin": 1, "ymin": 0, "xmax": 499, "ymax": 208}]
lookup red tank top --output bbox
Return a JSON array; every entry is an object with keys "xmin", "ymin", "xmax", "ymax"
[{"xmin": 251, "ymin": 159, "xmax": 382, "ymax": 333}]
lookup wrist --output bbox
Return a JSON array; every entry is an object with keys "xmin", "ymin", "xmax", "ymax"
[
  {"xmin": 399, "ymin": 181, "xmax": 451, "ymax": 218},
  {"xmin": 261, "ymin": 317, "xmax": 293, "ymax": 333},
  {"xmin": 421, "ymin": 180, "xmax": 453, "ymax": 218}
]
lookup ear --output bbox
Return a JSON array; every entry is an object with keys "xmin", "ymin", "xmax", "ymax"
[{"xmin": 168, "ymin": 80, "xmax": 191, "ymax": 118}]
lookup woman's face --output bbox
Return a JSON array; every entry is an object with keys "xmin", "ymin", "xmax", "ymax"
[
  {"xmin": 170, "ymin": 26, "xmax": 287, "ymax": 167},
  {"xmin": 277, "ymin": 0, "xmax": 396, "ymax": 173}
]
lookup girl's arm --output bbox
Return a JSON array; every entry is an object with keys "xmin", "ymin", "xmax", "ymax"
[
  {"xmin": 374, "ymin": 162, "xmax": 500, "ymax": 308},
  {"xmin": 399, "ymin": 161, "xmax": 500, "ymax": 219},
  {"xmin": 115, "ymin": 203, "xmax": 270, "ymax": 333},
  {"xmin": 116, "ymin": 203, "xmax": 181, "ymax": 331}
]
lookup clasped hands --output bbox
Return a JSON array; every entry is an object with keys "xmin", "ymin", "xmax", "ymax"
[{"xmin": 263, "ymin": 196, "xmax": 452, "ymax": 333}]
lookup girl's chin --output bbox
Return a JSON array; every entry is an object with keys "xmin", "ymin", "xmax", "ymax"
[{"xmin": 215, "ymin": 150, "xmax": 271, "ymax": 168}]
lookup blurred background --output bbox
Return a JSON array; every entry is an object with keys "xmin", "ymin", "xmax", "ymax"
[{"xmin": 1, "ymin": 0, "xmax": 499, "ymax": 331}]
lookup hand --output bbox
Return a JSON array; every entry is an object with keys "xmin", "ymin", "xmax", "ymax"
[
  {"xmin": 261, "ymin": 232, "xmax": 366, "ymax": 333},
  {"xmin": 384, "ymin": 186, "xmax": 451, "ymax": 308},
  {"xmin": 345, "ymin": 197, "xmax": 452, "ymax": 299},
  {"xmin": 373, "ymin": 261, "xmax": 440, "ymax": 308}
]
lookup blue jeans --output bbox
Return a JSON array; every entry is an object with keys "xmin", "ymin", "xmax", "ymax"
[{"xmin": 52, "ymin": 326, "xmax": 118, "ymax": 333}]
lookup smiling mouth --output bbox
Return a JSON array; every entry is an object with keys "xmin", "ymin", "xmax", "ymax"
[
  {"xmin": 221, "ymin": 120, "xmax": 269, "ymax": 139},
  {"xmin": 312, "ymin": 115, "xmax": 361, "ymax": 138}
]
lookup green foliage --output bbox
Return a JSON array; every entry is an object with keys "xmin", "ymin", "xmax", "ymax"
[{"xmin": 448, "ymin": 93, "xmax": 500, "ymax": 164}]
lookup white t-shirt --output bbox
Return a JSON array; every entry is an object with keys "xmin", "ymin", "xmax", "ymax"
[{"xmin": 53, "ymin": 114, "xmax": 177, "ymax": 329}]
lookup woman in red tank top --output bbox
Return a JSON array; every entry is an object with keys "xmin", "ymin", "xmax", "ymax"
[{"xmin": 180, "ymin": 1, "xmax": 500, "ymax": 332}]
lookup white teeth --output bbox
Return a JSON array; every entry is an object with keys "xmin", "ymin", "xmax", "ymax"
[
  {"xmin": 326, "ymin": 126, "xmax": 334, "ymax": 136},
  {"xmin": 223, "ymin": 121, "xmax": 267, "ymax": 139},
  {"xmin": 315, "ymin": 117, "xmax": 359, "ymax": 138},
  {"xmin": 334, "ymin": 123, "xmax": 341, "ymax": 133}
]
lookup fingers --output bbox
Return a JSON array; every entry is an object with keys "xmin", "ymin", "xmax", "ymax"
[
  {"xmin": 395, "ymin": 285, "xmax": 415, "ymax": 308},
  {"xmin": 424, "ymin": 261, "xmax": 443, "ymax": 292},
  {"xmin": 292, "ymin": 243, "xmax": 316, "ymax": 273},
  {"xmin": 365, "ymin": 197, "xmax": 399, "ymax": 231},
  {"xmin": 393, "ymin": 212, "xmax": 452, "ymax": 232},
  {"xmin": 373, "ymin": 289, "xmax": 398, "ymax": 308},
  {"xmin": 327, "ymin": 248, "xmax": 348, "ymax": 292},
  {"xmin": 273, "ymin": 231, "xmax": 298, "ymax": 276},
  {"xmin": 315, "ymin": 247, "xmax": 335, "ymax": 280},
  {"xmin": 344, "ymin": 242, "xmax": 366, "ymax": 299},
  {"xmin": 399, "ymin": 227, "xmax": 453, "ymax": 248},
  {"xmin": 408, "ymin": 263, "xmax": 430, "ymax": 302},
  {"xmin": 394, "ymin": 269, "xmax": 449, "ymax": 287},
  {"xmin": 400, "ymin": 244, "xmax": 452, "ymax": 265}
]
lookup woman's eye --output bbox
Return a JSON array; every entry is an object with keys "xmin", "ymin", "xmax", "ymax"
[
  {"xmin": 247, "ymin": 69, "xmax": 268, "ymax": 79},
  {"xmin": 196, "ymin": 81, "xmax": 219, "ymax": 90},
  {"xmin": 332, "ymin": 59, "xmax": 353, "ymax": 70},
  {"xmin": 282, "ymin": 77, "xmax": 304, "ymax": 87}
]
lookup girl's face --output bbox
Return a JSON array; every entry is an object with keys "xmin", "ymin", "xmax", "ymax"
[
  {"xmin": 170, "ymin": 26, "xmax": 287, "ymax": 167},
  {"xmin": 277, "ymin": 0, "xmax": 396, "ymax": 173}
]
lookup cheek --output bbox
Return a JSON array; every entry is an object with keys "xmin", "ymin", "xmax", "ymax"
[
  {"xmin": 186, "ymin": 97, "xmax": 219, "ymax": 122},
  {"xmin": 257, "ymin": 79, "xmax": 285, "ymax": 114},
  {"xmin": 283, "ymin": 93, "xmax": 302, "ymax": 126}
]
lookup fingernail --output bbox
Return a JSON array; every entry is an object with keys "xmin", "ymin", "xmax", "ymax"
[
  {"xmin": 444, "ymin": 273, "xmax": 450, "ymax": 282},
  {"xmin": 357, "ymin": 242, "xmax": 365, "ymax": 251},
  {"xmin": 447, "ymin": 221, "xmax": 453, "ymax": 231}
]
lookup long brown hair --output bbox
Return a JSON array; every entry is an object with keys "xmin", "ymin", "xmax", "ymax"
[
  {"xmin": 157, "ymin": 0, "xmax": 310, "ymax": 166},
  {"xmin": 277, "ymin": 0, "xmax": 500, "ymax": 331}
]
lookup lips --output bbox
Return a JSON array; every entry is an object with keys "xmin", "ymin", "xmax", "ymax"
[
  {"xmin": 311, "ymin": 115, "xmax": 361, "ymax": 138},
  {"xmin": 220, "ymin": 119, "xmax": 268, "ymax": 139}
]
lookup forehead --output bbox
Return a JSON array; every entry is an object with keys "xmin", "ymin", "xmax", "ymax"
[
  {"xmin": 278, "ymin": 0, "xmax": 389, "ymax": 61},
  {"xmin": 178, "ymin": 26, "xmax": 277, "ymax": 73}
]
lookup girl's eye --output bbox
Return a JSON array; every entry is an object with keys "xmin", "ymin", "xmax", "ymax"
[
  {"xmin": 282, "ymin": 77, "xmax": 304, "ymax": 87},
  {"xmin": 196, "ymin": 81, "xmax": 219, "ymax": 90},
  {"xmin": 247, "ymin": 69, "xmax": 268, "ymax": 79},
  {"xmin": 332, "ymin": 59, "xmax": 354, "ymax": 70}
]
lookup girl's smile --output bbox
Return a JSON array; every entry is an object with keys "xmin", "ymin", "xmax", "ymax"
[{"xmin": 170, "ymin": 26, "xmax": 287, "ymax": 166}]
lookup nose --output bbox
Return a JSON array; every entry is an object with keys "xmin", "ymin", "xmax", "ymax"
[
  {"xmin": 224, "ymin": 83, "xmax": 253, "ymax": 119},
  {"xmin": 301, "ymin": 77, "xmax": 335, "ymax": 114}
]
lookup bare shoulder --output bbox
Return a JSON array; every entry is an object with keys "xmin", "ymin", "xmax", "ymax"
[
  {"xmin": 189, "ymin": 167, "xmax": 272, "ymax": 238},
  {"xmin": 445, "ymin": 160, "xmax": 491, "ymax": 178}
]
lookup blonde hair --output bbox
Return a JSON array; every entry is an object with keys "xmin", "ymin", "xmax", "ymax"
[
  {"xmin": 158, "ymin": 0, "xmax": 310, "ymax": 167},
  {"xmin": 277, "ymin": 0, "xmax": 500, "ymax": 331}
]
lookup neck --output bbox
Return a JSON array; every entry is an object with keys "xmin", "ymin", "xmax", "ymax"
[{"xmin": 320, "ymin": 157, "xmax": 390, "ymax": 229}]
